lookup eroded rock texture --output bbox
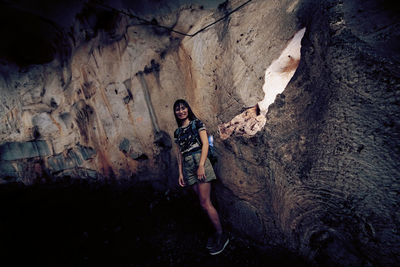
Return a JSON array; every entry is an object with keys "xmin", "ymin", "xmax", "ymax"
[{"xmin": 0, "ymin": 0, "xmax": 399, "ymax": 265}]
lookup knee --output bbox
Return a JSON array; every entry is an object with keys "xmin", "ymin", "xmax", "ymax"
[{"xmin": 199, "ymin": 199, "xmax": 213, "ymax": 211}]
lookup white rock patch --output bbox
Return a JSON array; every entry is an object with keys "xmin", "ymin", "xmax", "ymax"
[
  {"xmin": 218, "ymin": 28, "xmax": 306, "ymax": 140},
  {"xmin": 258, "ymin": 27, "xmax": 306, "ymax": 115}
]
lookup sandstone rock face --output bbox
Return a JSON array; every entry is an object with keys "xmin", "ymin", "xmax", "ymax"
[{"xmin": 1, "ymin": 0, "xmax": 399, "ymax": 265}]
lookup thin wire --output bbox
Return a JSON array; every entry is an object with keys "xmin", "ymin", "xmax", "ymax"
[
  {"xmin": 188, "ymin": 0, "xmax": 253, "ymax": 37},
  {"xmin": 93, "ymin": 0, "xmax": 253, "ymax": 37}
]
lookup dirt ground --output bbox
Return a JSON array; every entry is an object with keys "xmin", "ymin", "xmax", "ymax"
[{"xmin": 0, "ymin": 180, "xmax": 309, "ymax": 267}]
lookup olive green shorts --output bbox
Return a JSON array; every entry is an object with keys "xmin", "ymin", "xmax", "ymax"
[{"xmin": 182, "ymin": 152, "xmax": 217, "ymax": 186}]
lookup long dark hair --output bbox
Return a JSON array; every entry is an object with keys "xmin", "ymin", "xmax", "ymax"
[{"xmin": 173, "ymin": 99, "xmax": 197, "ymax": 127}]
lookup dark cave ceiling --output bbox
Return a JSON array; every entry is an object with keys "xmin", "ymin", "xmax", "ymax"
[
  {"xmin": 0, "ymin": 0, "xmax": 399, "ymax": 66},
  {"xmin": 0, "ymin": 0, "xmax": 226, "ymax": 66}
]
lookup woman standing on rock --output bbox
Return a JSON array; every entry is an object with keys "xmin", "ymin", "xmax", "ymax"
[{"xmin": 173, "ymin": 99, "xmax": 229, "ymax": 255}]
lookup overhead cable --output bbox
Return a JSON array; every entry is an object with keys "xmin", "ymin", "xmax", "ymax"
[{"xmin": 93, "ymin": 0, "xmax": 253, "ymax": 37}]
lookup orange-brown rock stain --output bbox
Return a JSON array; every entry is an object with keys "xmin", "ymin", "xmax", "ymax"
[
  {"xmin": 125, "ymin": 101, "xmax": 136, "ymax": 127},
  {"xmin": 177, "ymin": 44, "xmax": 197, "ymax": 102},
  {"xmin": 281, "ymin": 56, "xmax": 300, "ymax": 73},
  {"xmin": 49, "ymin": 114, "xmax": 63, "ymax": 134},
  {"xmin": 81, "ymin": 117, "xmax": 113, "ymax": 179}
]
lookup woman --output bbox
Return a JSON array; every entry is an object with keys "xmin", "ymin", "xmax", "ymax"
[{"xmin": 173, "ymin": 99, "xmax": 229, "ymax": 255}]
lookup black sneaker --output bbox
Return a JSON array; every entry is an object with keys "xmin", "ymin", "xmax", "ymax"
[
  {"xmin": 209, "ymin": 232, "xmax": 229, "ymax": 255},
  {"xmin": 206, "ymin": 234, "xmax": 216, "ymax": 250}
]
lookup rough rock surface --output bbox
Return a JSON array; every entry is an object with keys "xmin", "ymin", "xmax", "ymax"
[{"xmin": 0, "ymin": 0, "xmax": 399, "ymax": 266}]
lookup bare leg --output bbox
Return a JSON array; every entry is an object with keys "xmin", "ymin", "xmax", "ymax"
[
  {"xmin": 193, "ymin": 182, "xmax": 223, "ymax": 234},
  {"xmin": 192, "ymin": 184, "xmax": 199, "ymax": 195}
]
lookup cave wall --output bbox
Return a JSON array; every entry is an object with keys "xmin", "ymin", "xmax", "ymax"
[
  {"xmin": 213, "ymin": 0, "xmax": 400, "ymax": 266},
  {"xmin": 0, "ymin": 0, "xmax": 295, "ymax": 185},
  {"xmin": 0, "ymin": 0, "xmax": 399, "ymax": 266}
]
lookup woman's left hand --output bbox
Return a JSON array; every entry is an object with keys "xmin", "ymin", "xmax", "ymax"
[{"xmin": 197, "ymin": 165, "xmax": 206, "ymax": 181}]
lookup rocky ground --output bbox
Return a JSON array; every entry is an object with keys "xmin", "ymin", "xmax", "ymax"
[{"xmin": 0, "ymin": 179, "xmax": 309, "ymax": 267}]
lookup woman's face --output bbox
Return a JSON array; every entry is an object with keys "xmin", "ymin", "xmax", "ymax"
[{"xmin": 175, "ymin": 104, "xmax": 188, "ymax": 120}]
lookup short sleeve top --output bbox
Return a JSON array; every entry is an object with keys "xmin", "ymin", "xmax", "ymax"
[{"xmin": 174, "ymin": 119, "xmax": 206, "ymax": 155}]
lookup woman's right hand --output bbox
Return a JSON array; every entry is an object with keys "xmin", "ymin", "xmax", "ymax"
[{"xmin": 178, "ymin": 174, "xmax": 186, "ymax": 187}]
